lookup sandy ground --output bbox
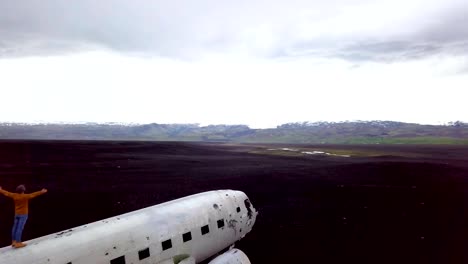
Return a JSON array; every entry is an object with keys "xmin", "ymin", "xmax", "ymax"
[{"xmin": 0, "ymin": 141, "xmax": 466, "ymax": 263}]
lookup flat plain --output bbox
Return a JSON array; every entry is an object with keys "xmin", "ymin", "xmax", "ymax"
[{"xmin": 0, "ymin": 141, "xmax": 466, "ymax": 263}]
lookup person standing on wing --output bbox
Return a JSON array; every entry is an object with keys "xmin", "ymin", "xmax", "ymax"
[{"xmin": 0, "ymin": 185, "xmax": 47, "ymax": 248}]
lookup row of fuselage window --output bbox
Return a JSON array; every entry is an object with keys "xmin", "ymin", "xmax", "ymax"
[{"xmin": 105, "ymin": 217, "xmax": 229, "ymax": 264}]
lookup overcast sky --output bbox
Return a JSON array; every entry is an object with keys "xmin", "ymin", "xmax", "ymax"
[{"xmin": 0, "ymin": 0, "xmax": 467, "ymax": 128}]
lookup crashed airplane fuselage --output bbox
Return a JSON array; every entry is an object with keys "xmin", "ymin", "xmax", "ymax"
[{"xmin": 0, "ymin": 190, "xmax": 258, "ymax": 264}]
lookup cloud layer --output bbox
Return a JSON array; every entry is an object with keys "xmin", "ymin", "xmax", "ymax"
[
  {"xmin": 0, "ymin": 1, "xmax": 467, "ymax": 127},
  {"xmin": 1, "ymin": 0, "xmax": 467, "ymax": 62}
]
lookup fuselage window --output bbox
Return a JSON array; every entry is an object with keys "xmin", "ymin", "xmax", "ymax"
[
  {"xmin": 110, "ymin": 255, "xmax": 125, "ymax": 264},
  {"xmin": 162, "ymin": 239, "xmax": 172, "ymax": 251},
  {"xmin": 183, "ymin": 231, "xmax": 192, "ymax": 242},
  {"xmin": 217, "ymin": 219, "xmax": 225, "ymax": 228},
  {"xmin": 201, "ymin": 225, "xmax": 210, "ymax": 235},
  {"xmin": 138, "ymin": 248, "xmax": 150, "ymax": 260},
  {"xmin": 236, "ymin": 207, "xmax": 241, "ymax": 213}
]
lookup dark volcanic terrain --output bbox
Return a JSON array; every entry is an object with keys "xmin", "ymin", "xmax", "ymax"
[{"xmin": 0, "ymin": 141, "xmax": 467, "ymax": 263}]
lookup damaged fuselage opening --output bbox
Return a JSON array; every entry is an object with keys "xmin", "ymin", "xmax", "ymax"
[{"xmin": 244, "ymin": 199, "xmax": 253, "ymax": 219}]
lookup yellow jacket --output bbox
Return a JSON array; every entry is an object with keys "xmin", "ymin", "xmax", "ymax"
[{"xmin": 0, "ymin": 190, "xmax": 45, "ymax": 215}]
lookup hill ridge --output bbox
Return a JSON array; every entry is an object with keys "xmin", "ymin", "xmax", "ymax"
[{"xmin": 1, "ymin": 121, "xmax": 467, "ymax": 144}]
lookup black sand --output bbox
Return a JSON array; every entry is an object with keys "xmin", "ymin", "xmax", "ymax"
[{"xmin": 0, "ymin": 141, "xmax": 466, "ymax": 263}]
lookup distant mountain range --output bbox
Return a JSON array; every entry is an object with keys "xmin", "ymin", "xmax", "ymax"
[{"xmin": 1, "ymin": 121, "xmax": 468, "ymax": 144}]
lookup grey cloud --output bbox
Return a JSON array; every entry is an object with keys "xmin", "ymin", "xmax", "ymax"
[
  {"xmin": 0, "ymin": 0, "xmax": 220, "ymax": 57},
  {"xmin": 349, "ymin": 6, "xmax": 468, "ymax": 62},
  {"xmin": 295, "ymin": 39, "xmax": 468, "ymax": 64},
  {"xmin": 1, "ymin": 0, "xmax": 309, "ymax": 58},
  {"xmin": 420, "ymin": 7, "xmax": 468, "ymax": 44},
  {"xmin": 337, "ymin": 41, "xmax": 444, "ymax": 62},
  {"xmin": 1, "ymin": 0, "xmax": 468, "ymax": 62},
  {"xmin": 272, "ymin": 40, "xmax": 449, "ymax": 63},
  {"xmin": 275, "ymin": 2, "xmax": 468, "ymax": 63}
]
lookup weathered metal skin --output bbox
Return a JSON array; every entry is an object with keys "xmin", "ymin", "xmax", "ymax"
[
  {"xmin": 0, "ymin": 190, "xmax": 257, "ymax": 264},
  {"xmin": 208, "ymin": 249, "xmax": 251, "ymax": 264}
]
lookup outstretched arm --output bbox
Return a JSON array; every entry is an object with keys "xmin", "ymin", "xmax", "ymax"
[
  {"xmin": 27, "ymin": 188, "xmax": 48, "ymax": 199},
  {"xmin": 0, "ymin": 186, "xmax": 15, "ymax": 198}
]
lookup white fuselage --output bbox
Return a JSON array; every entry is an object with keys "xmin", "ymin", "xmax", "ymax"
[{"xmin": 0, "ymin": 190, "xmax": 257, "ymax": 264}]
